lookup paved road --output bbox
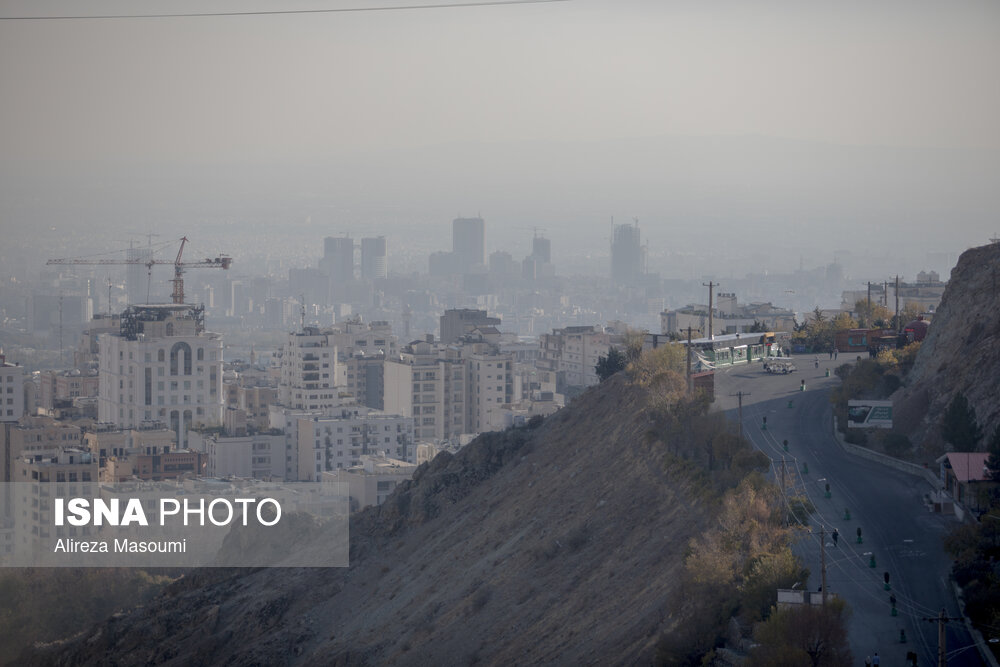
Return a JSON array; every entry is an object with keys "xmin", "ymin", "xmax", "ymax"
[{"xmin": 715, "ymin": 355, "xmax": 982, "ymax": 667}]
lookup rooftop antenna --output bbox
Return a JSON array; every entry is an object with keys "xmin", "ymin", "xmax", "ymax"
[
  {"xmin": 300, "ymin": 294, "xmax": 306, "ymax": 331},
  {"xmin": 107, "ymin": 276, "xmax": 113, "ymax": 316},
  {"xmin": 58, "ymin": 293, "xmax": 64, "ymax": 366}
]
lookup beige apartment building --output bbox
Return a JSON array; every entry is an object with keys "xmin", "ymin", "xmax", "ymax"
[{"xmin": 98, "ymin": 304, "xmax": 224, "ymax": 448}]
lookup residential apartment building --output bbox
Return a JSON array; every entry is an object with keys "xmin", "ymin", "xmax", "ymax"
[
  {"xmin": 38, "ymin": 370, "xmax": 99, "ymax": 413},
  {"xmin": 463, "ymin": 344, "xmax": 516, "ymax": 433},
  {"xmin": 661, "ymin": 294, "xmax": 796, "ymax": 338},
  {"xmin": 206, "ymin": 433, "xmax": 288, "ymax": 480},
  {"xmin": 440, "ymin": 308, "xmax": 500, "ymax": 344},
  {"xmin": 326, "ymin": 455, "xmax": 418, "ymax": 512},
  {"xmin": 0, "ymin": 352, "xmax": 25, "ymax": 422},
  {"xmin": 12, "ymin": 449, "xmax": 98, "ymax": 557},
  {"xmin": 384, "ymin": 340, "xmax": 466, "ymax": 442},
  {"xmin": 296, "ymin": 409, "xmax": 413, "ymax": 482},
  {"xmin": 277, "ymin": 327, "xmax": 342, "ymax": 411},
  {"xmin": 97, "ymin": 304, "xmax": 224, "ymax": 448},
  {"xmin": 1, "ymin": 415, "xmax": 82, "ymax": 483},
  {"xmin": 538, "ymin": 325, "xmax": 613, "ymax": 391}
]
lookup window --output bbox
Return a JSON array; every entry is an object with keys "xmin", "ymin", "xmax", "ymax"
[
  {"xmin": 170, "ymin": 342, "xmax": 193, "ymax": 375},
  {"xmin": 158, "ymin": 349, "xmax": 165, "ymax": 362}
]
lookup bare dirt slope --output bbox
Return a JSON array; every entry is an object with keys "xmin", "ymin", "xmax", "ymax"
[
  {"xmin": 30, "ymin": 373, "xmax": 711, "ymax": 666},
  {"xmin": 895, "ymin": 242, "xmax": 1000, "ymax": 451}
]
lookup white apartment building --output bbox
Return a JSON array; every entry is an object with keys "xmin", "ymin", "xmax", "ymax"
[
  {"xmin": 278, "ymin": 327, "xmax": 342, "ymax": 410},
  {"xmin": 296, "ymin": 409, "xmax": 413, "ymax": 482},
  {"xmin": 325, "ymin": 455, "xmax": 417, "ymax": 512},
  {"xmin": 383, "ymin": 336, "xmax": 519, "ymax": 440},
  {"xmin": 538, "ymin": 325, "xmax": 612, "ymax": 391},
  {"xmin": 463, "ymin": 344, "xmax": 516, "ymax": 433},
  {"xmin": 0, "ymin": 351, "xmax": 25, "ymax": 422},
  {"xmin": 383, "ymin": 340, "xmax": 466, "ymax": 442},
  {"xmin": 329, "ymin": 317, "xmax": 398, "ymax": 359},
  {"xmin": 98, "ymin": 305, "xmax": 224, "ymax": 448},
  {"xmin": 206, "ymin": 433, "xmax": 288, "ymax": 480}
]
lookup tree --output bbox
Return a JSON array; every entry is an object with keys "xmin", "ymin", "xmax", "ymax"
[
  {"xmin": 747, "ymin": 599, "xmax": 853, "ymax": 667},
  {"xmin": 830, "ymin": 312, "xmax": 857, "ymax": 332},
  {"xmin": 595, "ymin": 347, "xmax": 627, "ymax": 382},
  {"xmin": 941, "ymin": 392, "xmax": 983, "ymax": 452},
  {"xmin": 986, "ymin": 426, "xmax": 1000, "ymax": 483},
  {"xmin": 623, "ymin": 327, "xmax": 647, "ymax": 363},
  {"xmin": 898, "ymin": 301, "xmax": 923, "ymax": 327},
  {"xmin": 854, "ymin": 299, "xmax": 891, "ymax": 328}
]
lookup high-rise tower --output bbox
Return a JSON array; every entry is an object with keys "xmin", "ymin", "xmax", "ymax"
[
  {"xmin": 321, "ymin": 236, "xmax": 355, "ymax": 284},
  {"xmin": 360, "ymin": 236, "xmax": 388, "ymax": 281},
  {"xmin": 611, "ymin": 220, "xmax": 644, "ymax": 286},
  {"xmin": 452, "ymin": 217, "xmax": 486, "ymax": 272}
]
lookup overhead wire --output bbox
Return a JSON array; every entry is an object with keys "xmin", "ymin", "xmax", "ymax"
[
  {"xmin": 0, "ymin": 0, "xmax": 571, "ymax": 21},
  {"xmin": 737, "ymin": 383, "xmax": 946, "ymax": 622}
]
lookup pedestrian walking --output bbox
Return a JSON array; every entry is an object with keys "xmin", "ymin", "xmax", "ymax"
[
  {"xmin": 832, "ymin": 528, "xmax": 838, "ymax": 546},
  {"xmin": 872, "ymin": 651, "xmax": 879, "ymax": 665},
  {"xmin": 865, "ymin": 656, "xmax": 871, "ymax": 667}
]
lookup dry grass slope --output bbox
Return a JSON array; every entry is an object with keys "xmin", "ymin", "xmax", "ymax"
[{"xmin": 30, "ymin": 373, "xmax": 733, "ymax": 666}]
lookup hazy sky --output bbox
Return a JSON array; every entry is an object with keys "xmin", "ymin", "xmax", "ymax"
[
  {"xmin": 3, "ymin": 0, "xmax": 998, "ymax": 162},
  {"xmin": 2, "ymin": 0, "xmax": 999, "ymax": 272}
]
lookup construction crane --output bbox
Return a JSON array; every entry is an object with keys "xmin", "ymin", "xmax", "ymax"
[{"xmin": 47, "ymin": 236, "xmax": 232, "ymax": 305}]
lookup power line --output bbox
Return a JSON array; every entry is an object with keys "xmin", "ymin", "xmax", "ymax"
[{"xmin": 0, "ymin": 0, "xmax": 570, "ymax": 21}]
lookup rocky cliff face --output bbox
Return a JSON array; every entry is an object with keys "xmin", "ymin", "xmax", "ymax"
[
  {"xmin": 29, "ymin": 374, "xmax": 711, "ymax": 666},
  {"xmin": 896, "ymin": 242, "xmax": 1000, "ymax": 452}
]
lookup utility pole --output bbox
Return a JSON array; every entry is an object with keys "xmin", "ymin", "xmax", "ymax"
[
  {"xmin": 686, "ymin": 326, "xmax": 694, "ymax": 394},
  {"xmin": 866, "ymin": 281, "xmax": 872, "ymax": 325},
  {"xmin": 702, "ymin": 281, "xmax": 717, "ymax": 340},
  {"xmin": 58, "ymin": 293, "xmax": 64, "ymax": 367},
  {"xmin": 780, "ymin": 458, "xmax": 787, "ymax": 526},
  {"xmin": 895, "ymin": 275, "xmax": 900, "ymax": 332},
  {"xmin": 938, "ymin": 608, "xmax": 946, "ymax": 667},
  {"xmin": 730, "ymin": 391, "xmax": 750, "ymax": 443},
  {"xmin": 820, "ymin": 526, "xmax": 827, "ymax": 605},
  {"xmin": 922, "ymin": 607, "xmax": 963, "ymax": 667}
]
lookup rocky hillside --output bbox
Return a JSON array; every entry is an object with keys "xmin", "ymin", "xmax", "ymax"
[
  {"xmin": 29, "ymin": 374, "xmax": 717, "ymax": 666},
  {"xmin": 896, "ymin": 241, "xmax": 1000, "ymax": 452}
]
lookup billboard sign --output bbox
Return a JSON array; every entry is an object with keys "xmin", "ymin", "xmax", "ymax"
[{"xmin": 847, "ymin": 400, "xmax": 893, "ymax": 429}]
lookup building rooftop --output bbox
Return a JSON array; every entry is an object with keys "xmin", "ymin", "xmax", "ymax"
[{"xmin": 944, "ymin": 452, "xmax": 991, "ymax": 483}]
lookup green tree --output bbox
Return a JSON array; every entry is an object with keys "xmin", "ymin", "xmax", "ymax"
[
  {"xmin": 595, "ymin": 347, "xmax": 627, "ymax": 382},
  {"xmin": 941, "ymin": 392, "xmax": 983, "ymax": 451}
]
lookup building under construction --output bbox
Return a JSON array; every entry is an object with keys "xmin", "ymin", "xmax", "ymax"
[{"xmin": 98, "ymin": 303, "xmax": 223, "ymax": 449}]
